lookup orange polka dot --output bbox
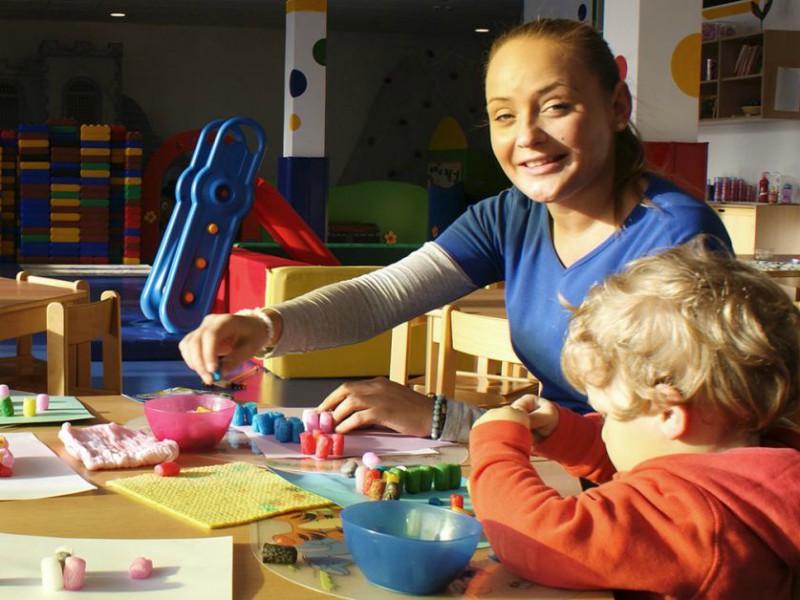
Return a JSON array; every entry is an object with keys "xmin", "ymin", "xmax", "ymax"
[
  {"xmin": 289, "ymin": 114, "xmax": 301, "ymax": 131},
  {"xmin": 671, "ymin": 34, "xmax": 701, "ymax": 98},
  {"xmin": 207, "ymin": 223, "xmax": 219, "ymax": 235}
]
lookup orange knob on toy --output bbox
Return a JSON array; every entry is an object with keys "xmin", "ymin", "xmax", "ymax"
[
  {"xmin": 207, "ymin": 223, "xmax": 219, "ymax": 235},
  {"xmin": 194, "ymin": 257, "xmax": 207, "ymax": 269},
  {"xmin": 182, "ymin": 291, "xmax": 195, "ymax": 304}
]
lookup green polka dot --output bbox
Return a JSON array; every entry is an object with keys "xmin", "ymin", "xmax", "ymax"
[{"xmin": 312, "ymin": 38, "xmax": 326, "ymax": 66}]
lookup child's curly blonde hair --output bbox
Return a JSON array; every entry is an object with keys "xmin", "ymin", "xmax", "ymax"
[{"xmin": 561, "ymin": 238, "xmax": 800, "ymax": 432}]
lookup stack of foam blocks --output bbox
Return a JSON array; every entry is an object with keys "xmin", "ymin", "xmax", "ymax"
[
  {"xmin": 0, "ymin": 133, "xmax": 14, "ymax": 262},
  {"xmin": 79, "ymin": 125, "xmax": 111, "ymax": 264},
  {"xmin": 123, "ymin": 132, "xmax": 142, "ymax": 265},
  {"xmin": 18, "ymin": 124, "xmax": 50, "ymax": 263},
  {"xmin": 49, "ymin": 118, "xmax": 81, "ymax": 262}
]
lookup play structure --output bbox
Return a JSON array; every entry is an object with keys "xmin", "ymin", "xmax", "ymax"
[{"xmin": 140, "ymin": 117, "xmax": 338, "ymax": 334}]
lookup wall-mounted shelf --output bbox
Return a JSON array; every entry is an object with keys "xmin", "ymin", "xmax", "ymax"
[{"xmin": 699, "ymin": 29, "xmax": 800, "ymax": 122}]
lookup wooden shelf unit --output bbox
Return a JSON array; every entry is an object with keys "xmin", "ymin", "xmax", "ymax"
[
  {"xmin": 699, "ymin": 29, "xmax": 800, "ymax": 122},
  {"xmin": 709, "ymin": 202, "xmax": 800, "ymax": 255}
]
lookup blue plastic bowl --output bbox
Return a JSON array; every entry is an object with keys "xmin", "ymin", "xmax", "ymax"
[{"xmin": 341, "ymin": 501, "xmax": 482, "ymax": 595}]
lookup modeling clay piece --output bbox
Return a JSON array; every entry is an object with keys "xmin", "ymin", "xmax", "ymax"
[
  {"xmin": 315, "ymin": 434, "xmax": 333, "ymax": 459},
  {"xmin": 129, "ymin": 557, "xmax": 154, "ymax": 580},
  {"xmin": 332, "ymin": 433, "xmax": 345, "ymax": 457},
  {"xmin": 301, "ymin": 408, "xmax": 319, "ymax": 433},
  {"xmin": 362, "ymin": 451, "xmax": 381, "ymax": 469},
  {"xmin": 58, "ymin": 422, "xmax": 179, "ymax": 470},
  {"xmin": 23, "ymin": 397, "xmax": 36, "ymax": 417},
  {"xmin": 54, "ymin": 547, "xmax": 73, "ymax": 568},
  {"xmin": 0, "ymin": 395, "xmax": 13, "ymax": 417},
  {"xmin": 318, "ymin": 411, "xmax": 335, "ymax": 433},
  {"xmin": 340, "ymin": 458, "xmax": 358, "ymax": 477},
  {"xmin": 261, "ymin": 543, "xmax": 298, "ymax": 565},
  {"xmin": 154, "ymin": 461, "xmax": 181, "ymax": 477},
  {"xmin": 36, "ymin": 393, "xmax": 50, "ymax": 412},
  {"xmin": 41, "ymin": 556, "xmax": 64, "ymax": 591},
  {"xmin": 0, "ymin": 435, "xmax": 14, "ymax": 477},
  {"xmin": 62, "ymin": 556, "xmax": 86, "ymax": 590},
  {"xmin": 299, "ymin": 431, "xmax": 316, "ymax": 455}
]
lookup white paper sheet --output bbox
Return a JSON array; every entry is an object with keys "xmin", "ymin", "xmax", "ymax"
[
  {"xmin": 0, "ymin": 432, "xmax": 95, "ymax": 500},
  {"xmin": 0, "ymin": 532, "xmax": 232, "ymax": 599}
]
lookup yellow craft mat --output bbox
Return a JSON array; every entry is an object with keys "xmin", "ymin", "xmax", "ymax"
[{"xmin": 107, "ymin": 462, "xmax": 333, "ymax": 530}]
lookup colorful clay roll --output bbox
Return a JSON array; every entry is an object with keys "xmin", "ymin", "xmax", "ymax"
[
  {"xmin": 62, "ymin": 556, "xmax": 86, "ymax": 590},
  {"xmin": 274, "ymin": 417, "xmax": 291, "ymax": 443},
  {"xmin": 299, "ymin": 431, "xmax": 316, "ymax": 455},
  {"xmin": 331, "ymin": 433, "xmax": 345, "ymax": 457},
  {"xmin": 315, "ymin": 433, "xmax": 333, "ymax": 459},
  {"xmin": 23, "ymin": 397, "xmax": 36, "ymax": 417},
  {"xmin": 36, "ymin": 393, "xmax": 50, "ymax": 412},
  {"xmin": 301, "ymin": 408, "xmax": 319, "ymax": 432},
  {"xmin": 287, "ymin": 416, "xmax": 304, "ymax": 443}
]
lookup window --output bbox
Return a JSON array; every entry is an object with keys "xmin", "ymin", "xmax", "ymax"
[{"xmin": 63, "ymin": 78, "xmax": 101, "ymax": 124}]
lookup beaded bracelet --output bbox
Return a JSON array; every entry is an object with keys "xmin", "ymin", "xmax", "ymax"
[
  {"xmin": 235, "ymin": 308, "xmax": 275, "ymax": 358},
  {"xmin": 429, "ymin": 393, "xmax": 447, "ymax": 440}
]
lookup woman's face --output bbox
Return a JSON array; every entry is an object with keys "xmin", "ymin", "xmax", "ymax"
[{"xmin": 485, "ymin": 36, "xmax": 629, "ymax": 208}]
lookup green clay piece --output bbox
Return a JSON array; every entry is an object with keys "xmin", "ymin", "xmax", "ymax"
[{"xmin": 0, "ymin": 397, "xmax": 13, "ymax": 417}]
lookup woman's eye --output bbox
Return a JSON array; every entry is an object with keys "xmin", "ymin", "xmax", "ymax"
[
  {"xmin": 493, "ymin": 113, "xmax": 514, "ymax": 122},
  {"xmin": 543, "ymin": 102, "xmax": 571, "ymax": 113}
]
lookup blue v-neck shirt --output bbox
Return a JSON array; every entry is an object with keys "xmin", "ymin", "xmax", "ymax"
[{"xmin": 435, "ymin": 175, "xmax": 732, "ymax": 413}]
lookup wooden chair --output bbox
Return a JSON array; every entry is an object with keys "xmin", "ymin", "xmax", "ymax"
[
  {"xmin": 46, "ymin": 290, "xmax": 123, "ymax": 396},
  {"xmin": 436, "ymin": 304, "xmax": 539, "ymax": 408},
  {"xmin": 6, "ymin": 271, "xmax": 91, "ymax": 386}
]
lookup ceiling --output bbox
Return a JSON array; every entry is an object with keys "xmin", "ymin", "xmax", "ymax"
[{"xmin": 0, "ymin": 0, "xmax": 524, "ymax": 36}]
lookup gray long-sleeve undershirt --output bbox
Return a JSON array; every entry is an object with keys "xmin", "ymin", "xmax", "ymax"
[{"xmin": 265, "ymin": 242, "xmax": 490, "ymax": 443}]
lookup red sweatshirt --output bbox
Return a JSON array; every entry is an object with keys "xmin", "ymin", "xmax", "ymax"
[{"xmin": 469, "ymin": 406, "xmax": 800, "ymax": 599}]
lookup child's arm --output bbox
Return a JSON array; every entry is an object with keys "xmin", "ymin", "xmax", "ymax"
[{"xmin": 468, "ymin": 417, "xmax": 713, "ymax": 593}]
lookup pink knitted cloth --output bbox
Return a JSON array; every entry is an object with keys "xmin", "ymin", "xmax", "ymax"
[{"xmin": 59, "ymin": 422, "xmax": 179, "ymax": 470}]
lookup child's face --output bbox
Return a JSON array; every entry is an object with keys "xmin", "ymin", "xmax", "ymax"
[
  {"xmin": 587, "ymin": 379, "xmax": 666, "ymax": 472},
  {"xmin": 485, "ymin": 36, "xmax": 623, "ymax": 208}
]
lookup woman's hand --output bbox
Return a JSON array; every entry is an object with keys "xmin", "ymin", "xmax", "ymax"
[
  {"xmin": 316, "ymin": 377, "xmax": 434, "ymax": 438},
  {"xmin": 510, "ymin": 394, "xmax": 560, "ymax": 441},
  {"xmin": 179, "ymin": 311, "xmax": 278, "ymax": 384}
]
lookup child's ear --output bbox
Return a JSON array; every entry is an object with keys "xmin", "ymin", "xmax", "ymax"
[{"xmin": 654, "ymin": 384, "xmax": 688, "ymax": 440}]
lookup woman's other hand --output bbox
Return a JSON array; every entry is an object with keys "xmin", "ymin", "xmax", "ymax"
[
  {"xmin": 317, "ymin": 377, "xmax": 434, "ymax": 438},
  {"xmin": 179, "ymin": 311, "xmax": 278, "ymax": 384}
]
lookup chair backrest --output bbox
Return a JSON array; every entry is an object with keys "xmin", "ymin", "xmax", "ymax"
[
  {"xmin": 46, "ymin": 290, "xmax": 122, "ymax": 396},
  {"xmin": 16, "ymin": 271, "xmax": 89, "ymax": 294},
  {"xmin": 437, "ymin": 304, "xmax": 538, "ymax": 407}
]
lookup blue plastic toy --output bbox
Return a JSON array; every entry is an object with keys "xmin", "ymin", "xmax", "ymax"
[{"xmin": 140, "ymin": 117, "xmax": 266, "ymax": 333}]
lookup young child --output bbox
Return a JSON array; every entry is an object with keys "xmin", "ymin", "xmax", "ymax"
[{"xmin": 469, "ymin": 240, "xmax": 800, "ymax": 599}]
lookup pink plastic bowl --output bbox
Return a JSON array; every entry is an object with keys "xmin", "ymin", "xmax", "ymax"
[{"xmin": 143, "ymin": 395, "xmax": 236, "ymax": 451}]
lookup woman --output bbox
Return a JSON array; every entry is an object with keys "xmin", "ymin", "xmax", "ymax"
[{"xmin": 179, "ymin": 19, "xmax": 731, "ymax": 443}]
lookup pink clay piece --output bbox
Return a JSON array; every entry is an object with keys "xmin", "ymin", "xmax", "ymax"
[
  {"xmin": 63, "ymin": 556, "xmax": 86, "ymax": 590},
  {"xmin": 129, "ymin": 556, "xmax": 154, "ymax": 580}
]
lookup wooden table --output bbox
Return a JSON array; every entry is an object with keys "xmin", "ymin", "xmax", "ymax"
[
  {"xmin": 0, "ymin": 275, "xmax": 90, "ymax": 385},
  {"xmin": 0, "ymin": 395, "xmax": 609, "ymax": 599}
]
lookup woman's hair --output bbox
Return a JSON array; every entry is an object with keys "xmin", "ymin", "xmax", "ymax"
[
  {"xmin": 487, "ymin": 18, "xmax": 646, "ymax": 207},
  {"xmin": 561, "ymin": 237, "xmax": 800, "ymax": 432}
]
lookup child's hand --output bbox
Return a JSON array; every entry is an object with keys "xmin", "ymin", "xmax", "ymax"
[
  {"xmin": 473, "ymin": 405, "xmax": 529, "ymax": 429},
  {"xmin": 509, "ymin": 395, "xmax": 560, "ymax": 441}
]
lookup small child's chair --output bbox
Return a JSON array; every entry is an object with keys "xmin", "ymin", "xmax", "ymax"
[
  {"xmin": 435, "ymin": 304, "xmax": 539, "ymax": 408},
  {"xmin": 46, "ymin": 290, "xmax": 123, "ymax": 396}
]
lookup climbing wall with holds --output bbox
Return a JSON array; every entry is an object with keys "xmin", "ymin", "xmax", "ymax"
[{"xmin": 337, "ymin": 48, "xmax": 491, "ymax": 189}]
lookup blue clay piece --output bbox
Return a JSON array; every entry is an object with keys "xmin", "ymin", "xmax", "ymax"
[
  {"xmin": 274, "ymin": 417, "xmax": 291, "ymax": 443},
  {"xmin": 428, "ymin": 497, "xmax": 444, "ymax": 506},
  {"xmin": 244, "ymin": 402, "xmax": 258, "ymax": 422},
  {"xmin": 287, "ymin": 417, "xmax": 305, "ymax": 443},
  {"xmin": 232, "ymin": 403, "xmax": 249, "ymax": 426}
]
